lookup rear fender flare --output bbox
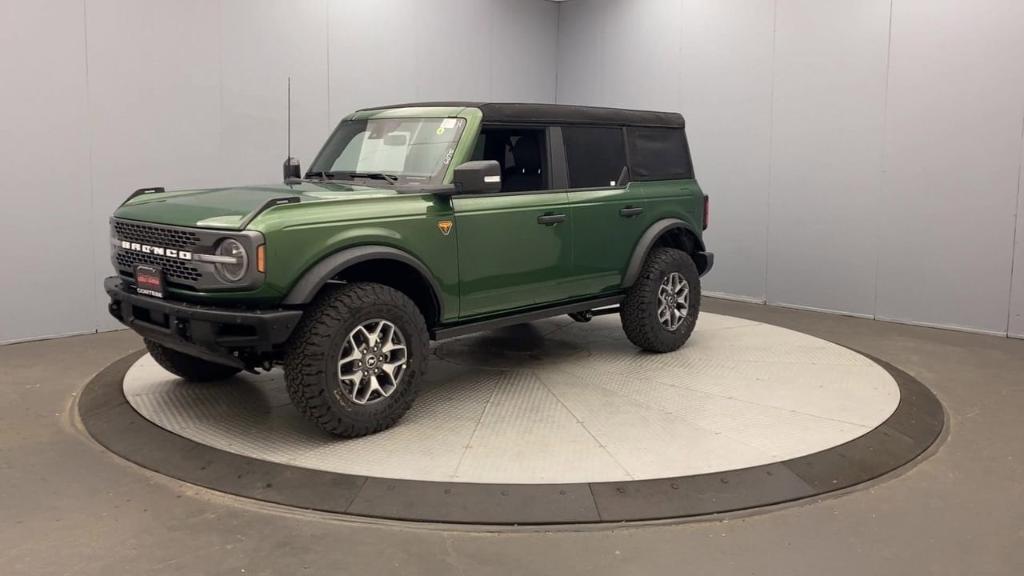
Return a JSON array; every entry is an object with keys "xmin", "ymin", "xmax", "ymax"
[{"xmin": 621, "ymin": 218, "xmax": 705, "ymax": 288}]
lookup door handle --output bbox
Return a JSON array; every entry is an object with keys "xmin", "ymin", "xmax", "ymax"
[
  {"xmin": 537, "ymin": 213, "xmax": 566, "ymax": 226},
  {"xmin": 619, "ymin": 206, "xmax": 644, "ymax": 218}
]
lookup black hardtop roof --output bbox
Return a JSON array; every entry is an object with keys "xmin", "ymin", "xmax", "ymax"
[{"xmin": 359, "ymin": 101, "xmax": 685, "ymax": 128}]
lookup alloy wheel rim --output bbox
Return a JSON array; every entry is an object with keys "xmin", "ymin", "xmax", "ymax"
[
  {"xmin": 657, "ymin": 272, "xmax": 690, "ymax": 331},
  {"xmin": 337, "ymin": 319, "xmax": 408, "ymax": 405}
]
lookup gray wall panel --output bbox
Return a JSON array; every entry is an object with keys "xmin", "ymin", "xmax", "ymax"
[
  {"xmin": 492, "ymin": 0, "xmax": 559, "ymax": 103},
  {"xmin": 219, "ymin": 0, "xmax": 330, "ymax": 186},
  {"xmin": 327, "ymin": 0, "xmax": 557, "ymax": 122},
  {"xmin": 765, "ymin": 0, "xmax": 890, "ymax": 315},
  {"xmin": 555, "ymin": 0, "xmax": 607, "ymax": 105},
  {"xmin": 601, "ymin": 0, "xmax": 681, "ymax": 111},
  {"xmin": 556, "ymin": 0, "xmax": 1024, "ymax": 336},
  {"xmin": 409, "ymin": 0, "xmax": 493, "ymax": 102},
  {"xmin": 874, "ymin": 0, "xmax": 1024, "ymax": 334},
  {"xmin": 679, "ymin": 0, "xmax": 774, "ymax": 302},
  {"xmin": 0, "ymin": 0, "xmax": 94, "ymax": 343},
  {"xmin": 85, "ymin": 0, "xmax": 226, "ymax": 333},
  {"xmin": 326, "ymin": 0, "xmax": 419, "ymax": 120}
]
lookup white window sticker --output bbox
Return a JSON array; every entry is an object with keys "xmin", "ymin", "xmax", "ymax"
[{"xmin": 441, "ymin": 118, "xmax": 458, "ymax": 129}]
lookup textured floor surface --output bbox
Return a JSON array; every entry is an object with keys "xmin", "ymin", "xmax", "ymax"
[
  {"xmin": 124, "ymin": 313, "xmax": 900, "ymax": 483},
  {"xmin": 2, "ymin": 298, "xmax": 1023, "ymax": 575}
]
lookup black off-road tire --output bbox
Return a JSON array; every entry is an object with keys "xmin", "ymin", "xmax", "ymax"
[
  {"xmin": 144, "ymin": 339, "xmax": 241, "ymax": 382},
  {"xmin": 620, "ymin": 247, "xmax": 701, "ymax": 353},
  {"xmin": 284, "ymin": 282, "xmax": 428, "ymax": 438}
]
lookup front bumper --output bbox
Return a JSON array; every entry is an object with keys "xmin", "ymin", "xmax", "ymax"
[{"xmin": 105, "ymin": 277, "xmax": 302, "ymax": 368}]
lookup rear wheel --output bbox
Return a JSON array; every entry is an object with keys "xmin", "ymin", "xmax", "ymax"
[
  {"xmin": 284, "ymin": 282, "xmax": 428, "ymax": 438},
  {"xmin": 145, "ymin": 339, "xmax": 241, "ymax": 382},
  {"xmin": 620, "ymin": 247, "xmax": 701, "ymax": 352}
]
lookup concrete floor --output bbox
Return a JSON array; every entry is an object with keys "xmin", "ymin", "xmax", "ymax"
[{"xmin": 1, "ymin": 298, "xmax": 1022, "ymax": 575}]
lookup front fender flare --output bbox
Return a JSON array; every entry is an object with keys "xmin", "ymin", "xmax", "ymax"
[{"xmin": 281, "ymin": 245, "xmax": 443, "ymax": 317}]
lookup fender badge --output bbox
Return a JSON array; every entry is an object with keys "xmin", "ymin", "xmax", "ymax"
[{"xmin": 437, "ymin": 220, "xmax": 454, "ymax": 236}]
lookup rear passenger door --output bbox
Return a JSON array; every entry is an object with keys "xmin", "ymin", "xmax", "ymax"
[{"xmin": 561, "ymin": 126, "xmax": 649, "ymax": 297}]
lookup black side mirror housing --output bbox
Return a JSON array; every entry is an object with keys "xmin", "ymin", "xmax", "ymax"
[
  {"xmin": 283, "ymin": 157, "xmax": 301, "ymax": 182},
  {"xmin": 452, "ymin": 160, "xmax": 501, "ymax": 195}
]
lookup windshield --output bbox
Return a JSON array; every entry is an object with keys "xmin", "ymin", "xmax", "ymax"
[{"xmin": 308, "ymin": 117, "xmax": 466, "ymax": 184}]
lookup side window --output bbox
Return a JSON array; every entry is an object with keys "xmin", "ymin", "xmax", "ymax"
[
  {"xmin": 562, "ymin": 126, "xmax": 627, "ymax": 188},
  {"xmin": 471, "ymin": 126, "xmax": 549, "ymax": 193},
  {"xmin": 626, "ymin": 127, "xmax": 693, "ymax": 180}
]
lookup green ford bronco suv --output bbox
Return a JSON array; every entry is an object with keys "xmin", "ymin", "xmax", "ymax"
[{"xmin": 106, "ymin": 102, "xmax": 713, "ymax": 437}]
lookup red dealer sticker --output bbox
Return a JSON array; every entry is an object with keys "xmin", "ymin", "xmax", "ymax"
[{"xmin": 134, "ymin": 265, "xmax": 165, "ymax": 299}]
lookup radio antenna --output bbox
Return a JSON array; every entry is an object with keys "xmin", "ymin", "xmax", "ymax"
[{"xmin": 282, "ymin": 77, "xmax": 301, "ymax": 182}]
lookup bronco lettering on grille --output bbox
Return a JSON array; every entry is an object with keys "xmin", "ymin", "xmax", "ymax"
[{"xmin": 120, "ymin": 240, "xmax": 193, "ymax": 261}]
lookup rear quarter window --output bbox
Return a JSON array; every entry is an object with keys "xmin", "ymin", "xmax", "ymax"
[{"xmin": 626, "ymin": 127, "xmax": 693, "ymax": 180}]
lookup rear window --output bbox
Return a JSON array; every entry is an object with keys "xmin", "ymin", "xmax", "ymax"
[
  {"xmin": 626, "ymin": 127, "xmax": 693, "ymax": 180},
  {"xmin": 563, "ymin": 126, "xmax": 628, "ymax": 188}
]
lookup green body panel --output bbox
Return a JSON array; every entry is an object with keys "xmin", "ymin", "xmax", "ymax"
[
  {"xmin": 566, "ymin": 184, "xmax": 649, "ymax": 297},
  {"xmin": 250, "ymin": 193, "xmax": 460, "ymax": 318},
  {"xmin": 451, "ymin": 192, "xmax": 573, "ymax": 317},
  {"xmin": 637, "ymin": 179, "xmax": 705, "ymax": 240},
  {"xmin": 110, "ymin": 104, "xmax": 707, "ymax": 326},
  {"xmin": 116, "ymin": 182, "xmax": 413, "ymax": 229}
]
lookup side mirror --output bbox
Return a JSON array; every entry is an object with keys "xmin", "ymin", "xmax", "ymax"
[
  {"xmin": 452, "ymin": 160, "xmax": 502, "ymax": 195},
  {"xmin": 283, "ymin": 157, "xmax": 301, "ymax": 182}
]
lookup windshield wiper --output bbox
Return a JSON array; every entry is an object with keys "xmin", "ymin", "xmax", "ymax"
[{"xmin": 330, "ymin": 171, "xmax": 400, "ymax": 184}]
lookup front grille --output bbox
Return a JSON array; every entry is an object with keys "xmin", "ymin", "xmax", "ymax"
[
  {"xmin": 114, "ymin": 220, "xmax": 199, "ymax": 251},
  {"xmin": 116, "ymin": 251, "xmax": 202, "ymax": 282}
]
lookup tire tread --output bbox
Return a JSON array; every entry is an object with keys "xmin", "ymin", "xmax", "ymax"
[{"xmin": 284, "ymin": 282, "xmax": 427, "ymax": 437}]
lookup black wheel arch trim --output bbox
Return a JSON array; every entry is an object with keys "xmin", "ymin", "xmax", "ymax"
[
  {"xmin": 622, "ymin": 218, "xmax": 708, "ymax": 288},
  {"xmin": 281, "ymin": 245, "xmax": 444, "ymax": 319}
]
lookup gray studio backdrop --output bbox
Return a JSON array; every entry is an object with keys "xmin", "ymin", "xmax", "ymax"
[
  {"xmin": 0, "ymin": 0, "xmax": 558, "ymax": 343},
  {"xmin": 557, "ymin": 0, "xmax": 1024, "ymax": 338},
  {"xmin": 2, "ymin": 0, "xmax": 1022, "ymax": 344}
]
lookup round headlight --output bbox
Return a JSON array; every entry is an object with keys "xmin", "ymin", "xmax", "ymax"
[{"xmin": 215, "ymin": 239, "xmax": 248, "ymax": 282}]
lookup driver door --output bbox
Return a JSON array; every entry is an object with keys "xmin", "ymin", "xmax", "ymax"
[{"xmin": 453, "ymin": 127, "xmax": 574, "ymax": 318}]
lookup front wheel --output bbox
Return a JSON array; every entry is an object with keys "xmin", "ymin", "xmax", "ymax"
[
  {"xmin": 620, "ymin": 247, "xmax": 701, "ymax": 352},
  {"xmin": 284, "ymin": 282, "xmax": 428, "ymax": 438}
]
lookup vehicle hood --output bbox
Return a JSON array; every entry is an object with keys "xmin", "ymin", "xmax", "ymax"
[{"xmin": 112, "ymin": 182, "xmax": 399, "ymax": 230}]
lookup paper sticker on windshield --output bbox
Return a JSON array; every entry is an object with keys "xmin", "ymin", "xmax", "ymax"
[
  {"xmin": 437, "ymin": 220, "xmax": 454, "ymax": 236},
  {"xmin": 436, "ymin": 118, "xmax": 459, "ymax": 135}
]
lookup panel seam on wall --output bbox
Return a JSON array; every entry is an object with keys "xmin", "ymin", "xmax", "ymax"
[
  {"xmin": 872, "ymin": 0, "xmax": 896, "ymax": 321},
  {"xmin": 217, "ymin": 1, "xmax": 225, "ymax": 182},
  {"xmin": 1007, "ymin": 112, "xmax": 1024, "ymax": 335},
  {"xmin": 325, "ymin": 0, "xmax": 331, "ymax": 126},
  {"xmin": 554, "ymin": 0, "xmax": 561, "ymax": 100},
  {"xmin": 763, "ymin": 0, "xmax": 779, "ymax": 304},
  {"xmin": 82, "ymin": 0, "xmax": 100, "ymax": 334},
  {"xmin": 488, "ymin": 0, "xmax": 496, "ymax": 99}
]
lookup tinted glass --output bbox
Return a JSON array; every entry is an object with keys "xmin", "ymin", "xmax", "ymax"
[
  {"xmin": 563, "ymin": 126, "xmax": 627, "ymax": 188},
  {"xmin": 472, "ymin": 127, "xmax": 548, "ymax": 192},
  {"xmin": 626, "ymin": 127, "xmax": 692, "ymax": 180}
]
